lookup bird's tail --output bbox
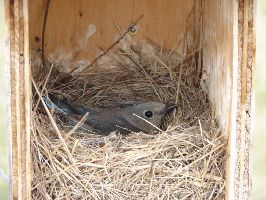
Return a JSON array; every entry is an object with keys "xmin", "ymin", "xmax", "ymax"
[{"xmin": 43, "ymin": 94, "xmax": 79, "ymax": 115}]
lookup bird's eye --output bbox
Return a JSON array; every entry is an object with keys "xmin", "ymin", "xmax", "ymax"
[{"xmin": 144, "ymin": 111, "xmax": 153, "ymax": 118}]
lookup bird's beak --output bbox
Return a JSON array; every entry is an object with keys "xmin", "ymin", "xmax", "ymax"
[{"xmin": 161, "ymin": 104, "xmax": 177, "ymax": 114}]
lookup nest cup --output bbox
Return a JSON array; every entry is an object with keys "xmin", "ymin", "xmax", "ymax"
[{"xmin": 31, "ymin": 6, "xmax": 227, "ymax": 200}]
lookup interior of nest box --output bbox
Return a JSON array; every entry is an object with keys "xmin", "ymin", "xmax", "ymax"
[
  {"xmin": 28, "ymin": 0, "xmax": 236, "ymax": 198},
  {"xmin": 29, "ymin": 0, "xmax": 235, "ymax": 135}
]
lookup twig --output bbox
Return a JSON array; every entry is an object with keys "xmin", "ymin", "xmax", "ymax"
[
  {"xmin": 133, "ymin": 113, "xmax": 163, "ymax": 132},
  {"xmin": 41, "ymin": 0, "xmax": 51, "ymax": 69},
  {"xmin": 70, "ymin": 15, "xmax": 144, "ymax": 76},
  {"xmin": 31, "ymin": 77, "xmax": 78, "ymax": 170},
  {"xmin": 33, "ymin": 64, "xmax": 54, "ymax": 113}
]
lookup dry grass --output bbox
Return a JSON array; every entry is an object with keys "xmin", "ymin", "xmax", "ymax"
[{"xmin": 31, "ymin": 25, "xmax": 226, "ymax": 199}]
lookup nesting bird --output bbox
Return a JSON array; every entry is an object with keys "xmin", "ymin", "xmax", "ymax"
[{"xmin": 44, "ymin": 95, "xmax": 177, "ymax": 135}]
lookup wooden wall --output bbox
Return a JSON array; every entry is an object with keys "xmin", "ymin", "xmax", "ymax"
[
  {"xmin": 202, "ymin": 1, "xmax": 238, "ymax": 199},
  {"xmin": 29, "ymin": 0, "xmax": 194, "ymax": 61},
  {"xmin": 5, "ymin": 0, "xmax": 31, "ymax": 199},
  {"xmin": 202, "ymin": 0, "xmax": 256, "ymax": 199}
]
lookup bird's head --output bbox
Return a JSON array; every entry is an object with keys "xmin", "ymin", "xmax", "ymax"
[{"xmin": 122, "ymin": 102, "xmax": 177, "ymax": 133}]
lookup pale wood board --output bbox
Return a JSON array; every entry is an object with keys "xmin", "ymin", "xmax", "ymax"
[
  {"xmin": 234, "ymin": 0, "xmax": 256, "ymax": 199},
  {"xmin": 29, "ymin": 0, "xmax": 194, "ymax": 61},
  {"xmin": 5, "ymin": 0, "xmax": 31, "ymax": 199},
  {"xmin": 201, "ymin": 1, "xmax": 238, "ymax": 199}
]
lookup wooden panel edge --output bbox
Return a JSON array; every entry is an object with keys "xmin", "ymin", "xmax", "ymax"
[
  {"xmin": 4, "ymin": 0, "xmax": 14, "ymax": 199},
  {"xmin": 225, "ymin": 0, "xmax": 240, "ymax": 199},
  {"xmin": 5, "ymin": 0, "xmax": 31, "ymax": 199},
  {"xmin": 233, "ymin": 0, "xmax": 256, "ymax": 199}
]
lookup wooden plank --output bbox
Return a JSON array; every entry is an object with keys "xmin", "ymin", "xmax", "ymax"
[
  {"xmin": 202, "ymin": 0, "xmax": 236, "ymax": 138},
  {"xmin": 201, "ymin": 1, "xmax": 238, "ymax": 199},
  {"xmin": 29, "ymin": 0, "xmax": 194, "ymax": 61},
  {"xmin": 234, "ymin": 0, "xmax": 256, "ymax": 199},
  {"xmin": 202, "ymin": 0, "xmax": 256, "ymax": 199},
  {"xmin": 5, "ymin": 0, "xmax": 31, "ymax": 199}
]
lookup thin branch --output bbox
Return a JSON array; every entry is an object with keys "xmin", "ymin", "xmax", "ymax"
[
  {"xmin": 41, "ymin": 0, "xmax": 51, "ymax": 69},
  {"xmin": 70, "ymin": 15, "xmax": 144, "ymax": 76}
]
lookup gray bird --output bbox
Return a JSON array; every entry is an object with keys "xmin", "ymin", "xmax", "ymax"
[{"xmin": 44, "ymin": 94, "xmax": 177, "ymax": 135}]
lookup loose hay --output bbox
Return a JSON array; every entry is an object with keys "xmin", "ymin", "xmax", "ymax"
[{"xmin": 31, "ymin": 32, "xmax": 227, "ymax": 199}]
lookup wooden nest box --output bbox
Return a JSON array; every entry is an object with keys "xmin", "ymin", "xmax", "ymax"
[{"xmin": 5, "ymin": 0, "xmax": 256, "ymax": 199}]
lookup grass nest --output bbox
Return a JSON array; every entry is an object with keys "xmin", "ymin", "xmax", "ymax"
[{"xmin": 31, "ymin": 33, "xmax": 227, "ymax": 199}]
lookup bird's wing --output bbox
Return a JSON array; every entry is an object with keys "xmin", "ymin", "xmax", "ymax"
[
  {"xmin": 47, "ymin": 94, "xmax": 100, "ymax": 115},
  {"xmin": 84, "ymin": 110, "xmax": 141, "ymax": 135},
  {"xmin": 101, "ymin": 101, "xmax": 137, "ymax": 108},
  {"xmin": 67, "ymin": 114, "xmax": 97, "ymax": 133}
]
